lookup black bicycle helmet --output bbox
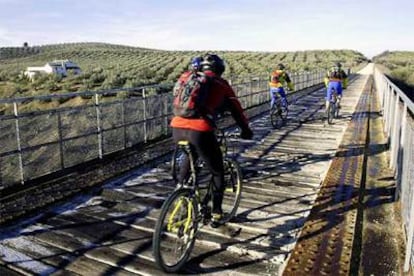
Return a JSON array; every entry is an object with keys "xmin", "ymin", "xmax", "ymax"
[
  {"xmin": 336, "ymin": 62, "xmax": 342, "ymax": 68},
  {"xmin": 277, "ymin": 63, "xmax": 285, "ymax": 70},
  {"xmin": 200, "ymin": 53, "xmax": 225, "ymax": 76}
]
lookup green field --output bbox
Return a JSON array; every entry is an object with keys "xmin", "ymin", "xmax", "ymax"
[
  {"xmin": 373, "ymin": 51, "xmax": 414, "ymax": 95},
  {"xmin": 0, "ymin": 42, "xmax": 368, "ymax": 100}
]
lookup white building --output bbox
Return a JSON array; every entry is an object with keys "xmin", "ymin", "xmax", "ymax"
[{"xmin": 25, "ymin": 60, "xmax": 82, "ymax": 80}]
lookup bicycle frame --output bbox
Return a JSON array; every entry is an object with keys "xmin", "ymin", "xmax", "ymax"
[
  {"xmin": 171, "ymin": 129, "xmax": 238, "ymax": 218},
  {"xmin": 330, "ymin": 90, "xmax": 338, "ymax": 104},
  {"xmin": 326, "ymin": 88, "xmax": 340, "ymax": 124},
  {"xmin": 170, "ymin": 140, "xmax": 213, "ymax": 222},
  {"xmin": 153, "ymin": 129, "xmax": 243, "ymax": 272},
  {"xmin": 270, "ymin": 94, "xmax": 289, "ymax": 129},
  {"xmin": 271, "ymin": 95, "xmax": 284, "ymax": 109}
]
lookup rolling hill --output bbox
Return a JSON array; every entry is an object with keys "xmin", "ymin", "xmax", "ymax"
[{"xmin": 0, "ymin": 42, "xmax": 369, "ymax": 99}]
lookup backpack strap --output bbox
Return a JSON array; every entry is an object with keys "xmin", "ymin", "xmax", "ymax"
[{"xmin": 197, "ymin": 73, "xmax": 218, "ymax": 128}]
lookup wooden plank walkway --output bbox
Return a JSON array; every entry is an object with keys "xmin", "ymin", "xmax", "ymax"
[{"xmin": 0, "ymin": 69, "xmax": 371, "ymax": 275}]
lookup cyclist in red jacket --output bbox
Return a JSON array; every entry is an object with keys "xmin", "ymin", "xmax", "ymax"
[{"xmin": 170, "ymin": 53, "xmax": 253, "ymax": 228}]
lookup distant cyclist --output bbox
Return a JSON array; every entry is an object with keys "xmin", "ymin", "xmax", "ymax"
[
  {"xmin": 324, "ymin": 62, "xmax": 348, "ymax": 110},
  {"xmin": 269, "ymin": 63, "xmax": 295, "ymax": 113},
  {"xmin": 170, "ymin": 54, "xmax": 253, "ymax": 228}
]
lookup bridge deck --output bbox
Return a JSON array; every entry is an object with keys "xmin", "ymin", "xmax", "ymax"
[{"xmin": 0, "ymin": 67, "xmax": 401, "ymax": 275}]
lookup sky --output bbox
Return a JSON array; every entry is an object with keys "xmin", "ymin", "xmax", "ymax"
[{"xmin": 0, "ymin": 0, "xmax": 413, "ymax": 58}]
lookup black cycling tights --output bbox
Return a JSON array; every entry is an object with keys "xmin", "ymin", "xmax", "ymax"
[{"xmin": 172, "ymin": 128, "xmax": 224, "ymax": 214}]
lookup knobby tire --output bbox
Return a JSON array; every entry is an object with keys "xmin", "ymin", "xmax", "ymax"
[
  {"xmin": 222, "ymin": 159, "xmax": 243, "ymax": 222},
  {"xmin": 153, "ymin": 188, "xmax": 198, "ymax": 273}
]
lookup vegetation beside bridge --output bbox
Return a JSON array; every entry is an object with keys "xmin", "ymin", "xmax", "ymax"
[
  {"xmin": 373, "ymin": 51, "xmax": 414, "ymax": 101},
  {"xmin": 0, "ymin": 42, "xmax": 368, "ymax": 100}
]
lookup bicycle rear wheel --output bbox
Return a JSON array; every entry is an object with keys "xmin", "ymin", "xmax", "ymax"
[
  {"xmin": 270, "ymin": 107, "xmax": 284, "ymax": 129},
  {"xmin": 222, "ymin": 159, "xmax": 243, "ymax": 222},
  {"xmin": 153, "ymin": 188, "xmax": 198, "ymax": 272}
]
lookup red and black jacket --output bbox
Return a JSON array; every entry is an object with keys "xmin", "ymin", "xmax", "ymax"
[{"xmin": 170, "ymin": 70, "xmax": 249, "ymax": 132}]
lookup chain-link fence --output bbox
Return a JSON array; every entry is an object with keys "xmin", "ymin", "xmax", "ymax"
[
  {"xmin": 0, "ymin": 70, "xmax": 325, "ymax": 190},
  {"xmin": 374, "ymin": 66, "xmax": 414, "ymax": 272}
]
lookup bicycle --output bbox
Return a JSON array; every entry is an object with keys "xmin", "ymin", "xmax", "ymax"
[
  {"xmin": 326, "ymin": 88, "xmax": 340, "ymax": 124},
  {"xmin": 152, "ymin": 129, "xmax": 243, "ymax": 273},
  {"xmin": 270, "ymin": 95, "xmax": 289, "ymax": 129}
]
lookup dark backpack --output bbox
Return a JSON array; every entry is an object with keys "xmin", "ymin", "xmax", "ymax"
[
  {"xmin": 329, "ymin": 68, "xmax": 342, "ymax": 79},
  {"xmin": 172, "ymin": 71, "xmax": 212, "ymax": 118}
]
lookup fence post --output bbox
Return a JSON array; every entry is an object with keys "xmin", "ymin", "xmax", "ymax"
[
  {"xmin": 404, "ymin": 187, "xmax": 414, "ymax": 272},
  {"xmin": 383, "ymin": 83, "xmax": 389, "ymax": 128},
  {"xmin": 250, "ymin": 77, "xmax": 254, "ymax": 107},
  {"xmin": 388, "ymin": 86, "xmax": 395, "ymax": 136},
  {"xmin": 121, "ymin": 97, "xmax": 127, "ymax": 150},
  {"xmin": 390, "ymin": 95, "xmax": 401, "ymax": 170},
  {"xmin": 57, "ymin": 111, "xmax": 65, "ymax": 169},
  {"xmin": 381, "ymin": 76, "xmax": 386, "ymax": 110},
  {"xmin": 143, "ymin": 88, "xmax": 148, "ymax": 143},
  {"xmin": 396, "ymin": 104, "xmax": 408, "ymax": 200},
  {"xmin": 313, "ymin": 71, "xmax": 317, "ymax": 86},
  {"xmin": 95, "ymin": 93, "xmax": 103, "ymax": 159},
  {"xmin": 164, "ymin": 95, "xmax": 169, "ymax": 136},
  {"xmin": 13, "ymin": 102, "xmax": 24, "ymax": 184}
]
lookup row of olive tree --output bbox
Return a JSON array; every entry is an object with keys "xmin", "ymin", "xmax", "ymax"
[{"xmin": 0, "ymin": 43, "xmax": 368, "ymax": 99}]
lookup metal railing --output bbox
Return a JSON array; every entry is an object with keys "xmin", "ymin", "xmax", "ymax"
[
  {"xmin": 0, "ymin": 70, "xmax": 325, "ymax": 190},
  {"xmin": 374, "ymin": 66, "xmax": 414, "ymax": 272}
]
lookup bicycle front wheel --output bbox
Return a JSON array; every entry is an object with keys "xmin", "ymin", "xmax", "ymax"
[
  {"xmin": 222, "ymin": 159, "xmax": 243, "ymax": 222},
  {"xmin": 327, "ymin": 103, "xmax": 335, "ymax": 124},
  {"xmin": 335, "ymin": 102, "xmax": 340, "ymax": 118},
  {"xmin": 153, "ymin": 188, "xmax": 199, "ymax": 273},
  {"xmin": 280, "ymin": 104, "xmax": 289, "ymax": 120}
]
